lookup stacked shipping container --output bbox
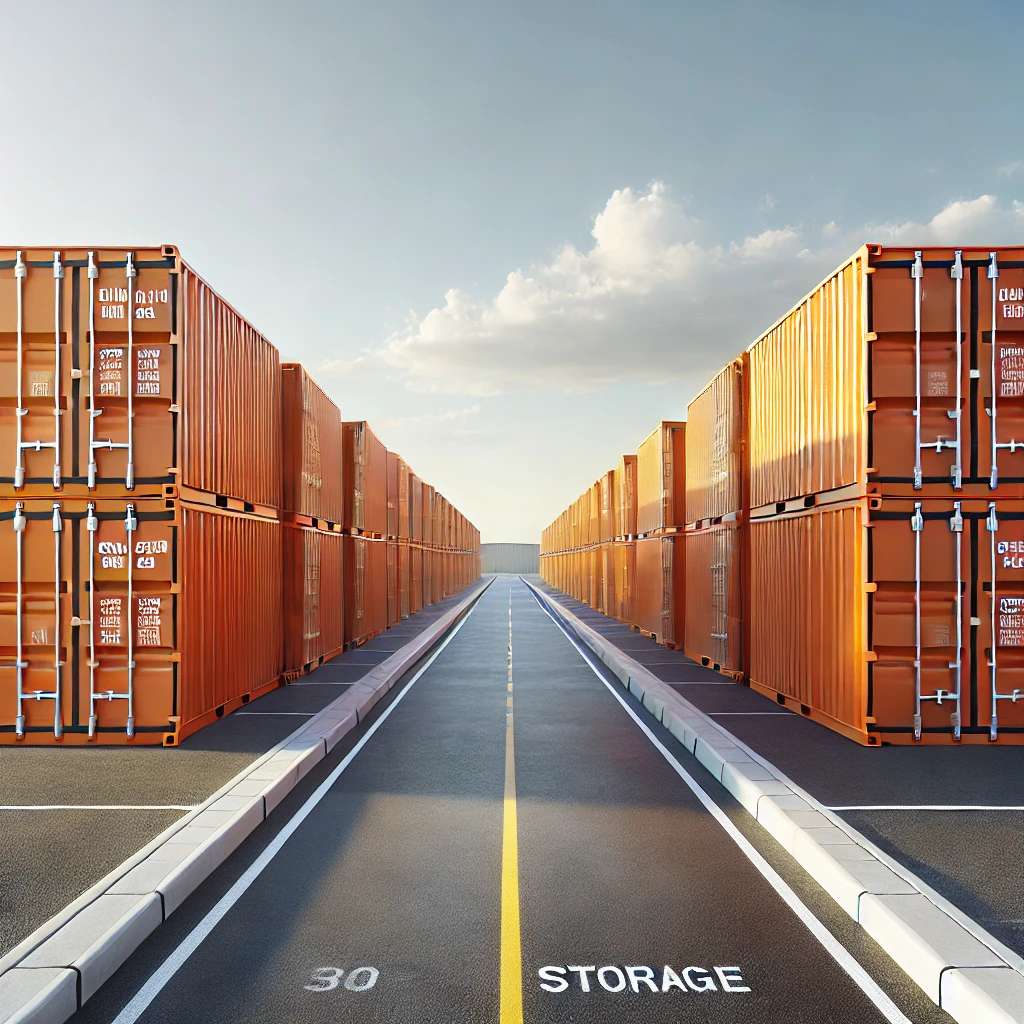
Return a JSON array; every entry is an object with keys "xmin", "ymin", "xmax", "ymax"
[
  {"xmin": 542, "ymin": 243, "xmax": 1024, "ymax": 745},
  {"xmin": 0, "ymin": 246, "xmax": 480, "ymax": 745}
]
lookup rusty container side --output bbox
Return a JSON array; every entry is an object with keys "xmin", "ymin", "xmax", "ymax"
[
  {"xmin": 684, "ymin": 520, "xmax": 745, "ymax": 677},
  {"xmin": 280, "ymin": 364, "xmax": 343, "ymax": 523},
  {"xmin": 343, "ymin": 422, "xmax": 388, "ymax": 536},
  {"xmin": 398, "ymin": 459, "xmax": 410, "ymax": 541},
  {"xmin": 282, "ymin": 523, "xmax": 344, "ymax": 677},
  {"xmin": 410, "ymin": 473, "xmax": 423, "ymax": 542},
  {"xmin": 367, "ymin": 538, "xmax": 388, "ymax": 634},
  {"xmin": 386, "ymin": 451, "xmax": 400, "ymax": 540},
  {"xmin": 386, "ymin": 540, "xmax": 399, "ymax": 627},
  {"xmin": 637, "ymin": 422, "xmax": 686, "ymax": 535},
  {"xmin": 399, "ymin": 541, "xmax": 411, "ymax": 618},
  {"xmin": 179, "ymin": 262, "xmax": 283, "ymax": 507},
  {"xmin": 344, "ymin": 534, "xmax": 386, "ymax": 644},
  {"xmin": 686, "ymin": 356, "xmax": 748, "ymax": 523},
  {"xmin": 615, "ymin": 455, "xmax": 637, "ymax": 539}
]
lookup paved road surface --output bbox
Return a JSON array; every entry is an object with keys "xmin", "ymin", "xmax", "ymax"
[{"xmin": 73, "ymin": 578, "xmax": 945, "ymax": 1023}]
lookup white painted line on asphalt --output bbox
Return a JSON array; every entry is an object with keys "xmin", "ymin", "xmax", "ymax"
[
  {"xmin": 109, "ymin": 594, "xmax": 480, "ymax": 1024},
  {"xmin": 0, "ymin": 805, "xmax": 196, "ymax": 811},
  {"xmin": 531, "ymin": 588, "xmax": 913, "ymax": 1024},
  {"xmin": 830, "ymin": 805, "xmax": 1024, "ymax": 812}
]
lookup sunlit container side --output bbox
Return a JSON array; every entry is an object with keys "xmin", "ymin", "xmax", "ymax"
[
  {"xmin": 386, "ymin": 451, "xmax": 400, "ymax": 540},
  {"xmin": 686, "ymin": 356, "xmax": 748, "ymax": 523},
  {"xmin": 281, "ymin": 363, "xmax": 343, "ymax": 524},
  {"xmin": 615, "ymin": 455, "xmax": 637, "ymax": 539},
  {"xmin": 748, "ymin": 245, "xmax": 1024, "ymax": 510},
  {"xmin": 600, "ymin": 470, "xmax": 615, "ymax": 543},
  {"xmin": 0, "ymin": 497, "xmax": 282, "ymax": 745},
  {"xmin": 636, "ymin": 422, "xmax": 686, "ymax": 536},
  {"xmin": 344, "ymin": 534, "xmax": 388, "ymax": 645},
  {"xmin": 614, "ymin": 540, "xmax": 637, "ymax": 627},
  {"xmin": 398, "ymin": 459, "xmax": 410, "ymax": 540},
  {"xmin": 634, "ymin": 534, "xmax": 684, "ymax": 646},
  {"xmin": 0, "ymin": 246, "xmax": 282, "ymax": 506},
  {"xmin": 600, "ymin": 541, "xmax": 615, "ymax": 618},
  {"xmin": 422, "ymin": 483, "xmax": 434, "ymax": 547},
  {"xmin": 749, "ymin": 496, "xmax": 1024, "ymax": 745},
  {"xmin": 282, "ymin": 523, "xmax": 344, "ymax": 677},
  {"xmin": 343, "ymin": 421, "xmax": 387, "ymax": 536},
  {"xmin": 684, "ymin": 520, "xmax": 745, "ymax": 678},
  {"xmin": 399, "ymin": 541, "xmax": 411, "ymax": 618}
]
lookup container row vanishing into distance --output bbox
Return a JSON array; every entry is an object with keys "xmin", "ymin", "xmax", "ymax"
[
  {"xmin": 0, "ymin": 246, "xmax": 480, "ymax": 745},
  {"xmin": 542, "ymin": 243, "xmax": 1024, "ymax": 745}
]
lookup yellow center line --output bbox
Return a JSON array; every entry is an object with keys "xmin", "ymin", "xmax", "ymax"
[{"xmin": 501, "ymin": 590, "xmax": 524, "ymax": 1023}]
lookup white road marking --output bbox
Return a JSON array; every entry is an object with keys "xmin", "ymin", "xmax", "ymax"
[
  {"xmin": 830, "ymin": 805, "xmax": 1024, "ymax": 812},
  {"xmin": 0, "ymin": 805, "xmax": 196, "ymax": 811},
  {"xmin": 529, "ymin": 586, "xmax": 913, "ymax": 1024},
  {"xmin": 110, "ymin": 598, "xmax": 480, "ymax": 1024}
]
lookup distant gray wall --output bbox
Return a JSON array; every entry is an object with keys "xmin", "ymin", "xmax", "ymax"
[{"xmin": 481, "ymin": 543, "xmax": 540, "ymax": 574}]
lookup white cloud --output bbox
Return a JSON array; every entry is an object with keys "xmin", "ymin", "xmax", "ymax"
[
  {"xmin": 374, "ymin": 184, "xmax": 1024, "ymax": 396},
  {"xmin": 376, "ymin": 404, "xmax": 482, "ymax": 430},
  {"xmin": 999, "ymin": 160, "xmax": 1023, "ymax": 178}
]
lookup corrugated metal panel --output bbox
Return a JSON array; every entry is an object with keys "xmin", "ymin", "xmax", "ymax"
[
  {"xmin": 283, "ymin": 524, "xmax": 344, "ymax": 674},
  {"xmin": 386, "ymin": 451, "xmax": 400, "ymax": 540},
  {"xmin": 686, "ymin": 357, "xmax": 747, "ymax": 522},
  {"xmin": 343, "ymin": 422, "xmax": 387, "ymax": 536},
  {"xmin": 615, "ymin": 455, "xmax": 637, "ymax": 539},
  {"xmin": 635, "ymin": 534, "xmax": 683, "ymax": 645},
  {"xmin": 481, "ymin": 544, "xmax": 540, "ymax": 574},
  {"xmin": 636, "ymin": 422, "xmax": 685, "ymax": 535},
  {"xmin": 684, "ymin": 520, "xmax": 744, "ymax": 675},
  {"xmin": 281, "ymin": 364, "xmax": 343, "ymax": 523},
  {"xmin": 749, "ymin": 250, "xmax": 867, "ymax": 508}
]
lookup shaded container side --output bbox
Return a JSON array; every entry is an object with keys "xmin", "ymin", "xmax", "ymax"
[
  {"xmin": 0, "ymin": 496, "xmax": 283, "ymax": 745},
  {"xmin": 686, "ymin": 355, "xmax": 748, "ymax": 523},
  {"xmin": 749, "ymin": 495, "xmax": 1024, "ymax": 745},
  {"xmin": 343, "ymin": 421, "xmax": 387, "ymax": 536},
  {"xmin": 282, "ymin": 522, "xmax": 344, "ymax": 676},
  {"xmin": 614, "ymin": 540, "xmax": 637, "ymax": 628},
  {"xmin": 636, "ymin": 422, "xmax": 686, "ymax": 535},
  {"xmin": 684, "ymin": 519, "xmax": 746, "ymax": 677},
  {"xmin": 634, "ymin": 534, "xmax": 684, "ymax": 646},
  {"xmin": 422, "ymin": 483, "xmax": 435, "ymax": 547},
  {"xmin": 0, "ymin": 246, "xmax": 282, "ymax": 506},
  {"xmin": 386, "ymin": 540, "xmax": 399, "ymax": 627},
  {"xmin": 280, "ymin": 363, "xmax": 343, "ymax": 523},
  {"xmin": 399, "ymin": 541, "xmax": 410, "ymax": 618},
  {"xmin": 615, "ymin": 454, "xmax": 637, "ymax": 538},
  {"xmin": 343, "ymin": 534, "xmax": 388, "ymax": 645},
  {"xmin": 410, "ymin": 544, "xmax": 423, "ymax": 614},
  {"xmin": 481, "ymin": 543, "xmax": 540, "ymax": 574},
  {"xmin": 748, "ymin": 244, "xmax": 1024, "ymax": 508},
  {"xmin": 386, "ymin": 450, "xmax": 400, "ymax": 539}
]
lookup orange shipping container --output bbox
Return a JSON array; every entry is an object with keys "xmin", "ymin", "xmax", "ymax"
[
  {"xmin": 386, "ymin": 451, "xmax": 400, "ymax": 540},
  {"xmin": 636, "ymin": 422, "xmax": 686, "ymax": 535},
  {"xmin": 398, "ymin": 459, "xmax": 410, "ymax": 540},
  {"xmin": 1, "ymin": 497, "xmax": 282, "ymax": 745},
  {"xmin": 0, "ymin": 247, "xmax": 282, "ymax": 506},
  {"xmin": 686, "ymin": 356, "xmax": 748, "ymax": 523},
  {"xmin": 615, "ymin": 455, "xmax": 637, "ymax": 539},
  {"xmin": 386, "ymin": 540, "xmax": 399, "ymax": 626},
  {"xmin": 343, "ymin": 422, "xmax": 387, "ymax": 536},
  {"xmin": 634, "ymin": 534, "xmax": 684, "ymax": 646},
  {"xmin": 748, "ymin": 245, "xmax": 1024, "ymax": 510},
  {"xmin": 344, "ymin": 534, "xmax": 387, "ymax": 645},
  {"xmin": 410, "ymin": 544, "xmax": 423, "ymax": 615},
  {"xmin": 283, "ymin": 524, "xmax": 344, "ymax": 676},
  {"xmin": 399, "ymin": 541, "xmax": 410, "ymax": 619},
  {"xmin": 748, "ymin": 496, "xmax": 1024, "ymax": 745},
  {"xmin": 410, "ymin": 474, "xmax": 423, "ymax": 542},
  {"xmin": 281, "ymin": 364, "xmax": 343, "ymax": 524},
  {"xmin": 684, "ymin": 519, "xmax": 746, "ymax": 678}
]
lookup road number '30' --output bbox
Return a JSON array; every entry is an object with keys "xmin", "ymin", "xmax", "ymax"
[{"xmin": 304, "ymin": 966, "xmax": 379, "ymax": 992}]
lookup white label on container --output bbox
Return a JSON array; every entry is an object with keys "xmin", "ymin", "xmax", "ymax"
[
  {"xmin": 999, "ymin": 596, "xmax": 1024, "ymax": 646},
  {"xmin": 136, "ymin": 597, "xmax": 161, "ymax": 646},
  {"xmin": 99, "ymin": 597, "xmax": 122, "ymax": 644}
]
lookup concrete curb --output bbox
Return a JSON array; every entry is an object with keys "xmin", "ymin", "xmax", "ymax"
[
  {"xmin": 524, "ymin": 578, "xmax": 1024, "ymax": 1024},
  {"xmin": 0, "ymin": 578, "xmax": 491, "ymax": 1024}
]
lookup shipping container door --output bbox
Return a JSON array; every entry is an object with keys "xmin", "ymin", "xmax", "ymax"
[
  {"xmin": 0, "ymin": 499, "xmax": 75, "ymax": 738},
  {"xmin": 386, "ymin": 541, "xmax": 399, "ymax": 626},
  {"xmin": 399, "ymin": 542, "xmax": 410, "ymax": 618}
]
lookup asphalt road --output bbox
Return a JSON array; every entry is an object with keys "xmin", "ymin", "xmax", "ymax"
[{"xmin": 69, "ymin": 577, "xmax": 945, "ymax": 1023}]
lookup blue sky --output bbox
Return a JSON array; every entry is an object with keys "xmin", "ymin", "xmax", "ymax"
[{"xmin": 2, "ymin": 0, "xmax": 1023, "ymax": 540}]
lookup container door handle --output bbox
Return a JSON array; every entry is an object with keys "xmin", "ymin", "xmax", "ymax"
[
  {"xmin": 912, "ymin": 501, "xmax": 923, "ymax": 740},
  {"xmin": 13, "ymin": 252, "xmax": 26, "ymax": 489},
  {"xmin": 87, "ymin": 503, "xmax": 99, "ymax": 737},
  {"xmin": 51, "ymin": 503, "xmax": 63, "ymax": 738},
  {"xmin": 12, "ymin": 503, "xmax": 27, "ymax": 736}
]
